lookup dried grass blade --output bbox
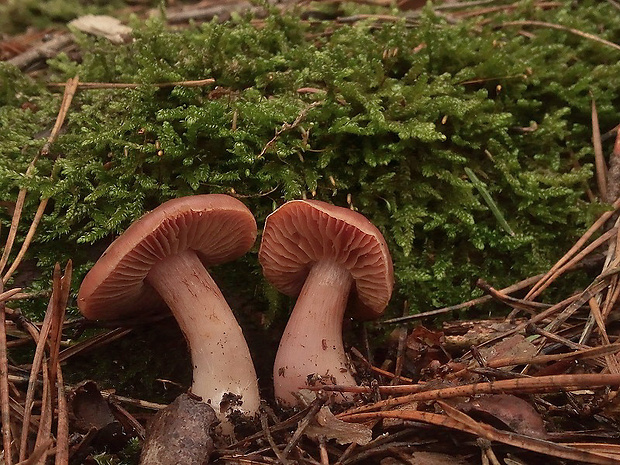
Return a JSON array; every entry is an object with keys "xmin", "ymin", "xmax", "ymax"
[
  {"xmin": 587, "ymin": 298, "xmax": 620, "ymax": 373},
  {"xmin": 54, "ymin": 367, "xmax": 68, "ymax": 465},
  {"xmin": 0, "ymin": 280, "xmax": 13, "ymax": 464},
  {"xmin": 0, "ymin": 189, "xmax": 30, "ymax": 275},
  {"xmin": 1, "ymin": 75, "xmax": 78, "ymax": 281},
  {"xmin": 527, "ymin": 226, "xmax": 618, "ymax": 301},
  {"xmin": 15, "ymin": 439, "xmax": 54, "ymax": 465},
  {"xmin": 525, "ymin": 197, "xmax": 620, "ymax": 300},
  {"xmin": 591, "ymin": 97, "xmax": 608, "ymax": 200},
  {"xmin": 501, "ymin": 20, "xmax": 620, "ymax": 52},
  {"xmin": 3, "ymin": 199, "xmax": 49, "ymax": 284},
  {"xmin": 58, "ymin": 327, "xmax": 132, "ymax": 363},
  {"xmin": 439, "ymin": 401, "xmax": 620, "ymax": 464},
  {"xmin": 48, "ymin": 261, "xmax": 72, "ymax": 392},
  {"xmin": 18, "ymin": 264, "xmax": 61, "ymax": 461},
  {"xmin": 33, "ymin": 363, "xmax": 52, "ymax": 465}
]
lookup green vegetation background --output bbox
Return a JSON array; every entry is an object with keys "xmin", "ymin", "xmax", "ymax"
[{"xmin": 0, "ymin": 0, "xmax": 619, "ymax": 326}]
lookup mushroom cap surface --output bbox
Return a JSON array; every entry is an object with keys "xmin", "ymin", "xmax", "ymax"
[
  {"xmin": 78, "ymin": 194, "xmax": 257, "ymax": 320},
  {"xmin": 259, "ymin": 200, "xmax": 393, "ymax": 319}
]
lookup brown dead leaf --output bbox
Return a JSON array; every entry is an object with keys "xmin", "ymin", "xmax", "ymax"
[
  {"xmin": 443, "ymin": 318, "xmax": 526, "ymax": 352},
  {"xmin": 68, "ymin": 380, "xmax": 128, "ymax": 452},
  {"xmin": 456, "ymin": 394, "xmax": 547, "ymax": 439},
  {"xmin": 381, "ymin": 451, "xmax": 470, "ymax": 465},
  {"xmin": 478, "ymin": 334, "xmax": 537, "ymax": 369},
  {"xmin": 304, "ymin": 406, "xmax": 372, "ymax": 445},
  {"xmin": 405, "ymin": 326, "xmax": 449, "ymax": 371}
]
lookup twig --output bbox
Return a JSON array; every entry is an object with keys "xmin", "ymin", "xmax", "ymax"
[
  {"xmin": 500, "ymin": 20, "xmax": 620, "ymax": 52},
  {"xmin": 33, "ymin": 363, "xmax": 52, "ymax": 465},
  {"xmin": 337, "ymin": 373, "xmax": 620, "ymax": 416},
  {"xmin": 47, "ymin": 78, "xmax": 215, "ymax": 90},
  {"xmin": 18, "ymin": 264, "xmax": 60, "ymax": 461},
  {"xmin": 0, "ymin": 280, "xmax": 13, "ymax": 465},
  {"xmin": 2, "ymin": 76, "xmax": 79, "ymax": 284},
  {"xmin": 453, "ymin": 2, "xmax": 562, "ymax": 19},
  {"xmin": 7, "ymin": 34, "xmax": 73, "ymax": 70},
  {"xmin": 347, "ymin": 409, "xmax": 620, "ymax": 465},
  {"xmin": 382, "ymin": 273, "xmax": 545, "ymax": 324},
  {"xmin": 257, "ymin": 102, "xmax": 322, "ymax": 158},
  {"xmin": 58, "ymin": 327, "xmax": 132, "ymax": 363},
  {"xmin": 0, "ymin": 288, "xmax": 23, "ymax": 303},
  {"xmin": 486, "ymin": 342, "xmax": 620, "ymax": 369},
  {"xmin": 281, "ymin": 395, "xmax": 326, "ymax": 459},
  {"xmin": 260, "ymin": 412, "xmax": 289, "ymax": 465}
]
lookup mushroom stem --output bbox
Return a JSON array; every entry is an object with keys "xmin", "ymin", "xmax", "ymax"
[
  {"xmin": 273, "ymin": 260, "xmax": 355, "ymax": 405},
  {"xmin": 146, "ymin": 249, "xmax": 260, "ymax": 419}
]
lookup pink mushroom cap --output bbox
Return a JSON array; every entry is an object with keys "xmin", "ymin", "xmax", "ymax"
[{"xmin": 259, "ymin": 199, "xmax": 394, "ymax": 319}]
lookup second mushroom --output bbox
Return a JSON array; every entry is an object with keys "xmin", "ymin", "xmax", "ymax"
[{"xmin": 259, "ymin": 200, "xmax": 394, "ymax": 406}]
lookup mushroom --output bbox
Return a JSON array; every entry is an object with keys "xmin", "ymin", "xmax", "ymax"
[
  {"xmin": 259, "ymin": 200, "xmax": 393, "ymax": 405},
  {"xmin": 78, "ymin": 194, "xmax": 260, "ymax": 429}
]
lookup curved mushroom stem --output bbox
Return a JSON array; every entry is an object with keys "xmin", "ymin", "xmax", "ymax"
[
  {"xmin": 273, "ymin": 260, "xmax": 356, "ymax": 406},
  {"xmin": 146, "ymin": 250, "xmax": 260, "ymax": 427}
]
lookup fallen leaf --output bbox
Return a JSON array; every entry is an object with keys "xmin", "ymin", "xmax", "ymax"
[
  {"xmin": 478, "ymin": 334, "xmax": 537, "ymax": 369},
  {"xmin": 68, "ymin": 380, "xmax": 128, "ymax": 452},
  {"xmin": 69, "ymin": 15, "xmax": 132, "ymax": 44},
  {"xmin": 381, "ymin": 451, "xmax": 470, "ymax": 465},
  {"xmin": 304, "ymin": 406, "xmax": 372, "ymax": 445},
  {"xmin": 456, "ymin": 394, "xmax": 547, "ymax": 439}
]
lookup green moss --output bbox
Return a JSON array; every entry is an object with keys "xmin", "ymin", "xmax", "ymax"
[{"xmin": 0, "ymin": 1, "xmax": 619, "ymax": 320}]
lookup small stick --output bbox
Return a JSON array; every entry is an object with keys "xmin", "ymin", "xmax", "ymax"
[
  {"xmin": 392, "ymin": 303, "xmax": 409, "ymax": 383},
  {"xmin": 477, "ymin": 438, "xmax": 501, "ymax": 465},
  {"xmin": 350, "ymin": 347, "xmax": 413, "ymax": 383},
  {"xmin": 281, "ymin": 395, "xmax": 326, "ymax": 459},
  {"xmin": 337, "ymin": 373, "xmax": 620, "ymax": 416},
  {"xmin": 47, "ymin": 261, "xmax": 72, "ymax": 394},
  {"xmin": 33, "ymin": 362, "xmax": 53, "ymax": 464},
  {"xmin": 486, "ymin": 342, "xmax": 620, "ymax": 369},
  {"xmin": 0, "ymin": 288, "xmax": 23, "ymax": 304},
  {"xmin": 58, "ymin": 327, "xmax": 132, "ymax": 363},
  {"xmin": 528, "ymin": 324, "xmax": 588, "ymax": 352},
  {"xmin": 501, "ymin": 20, "xmax": 620, "ymax": 52},
  {"xmin": 345, "ymin": 408, "xmax": 620, "ymax": 465},
  {"xmin": 7, "ymin": 34, "xmax": 73, "ymax": 70},
  {"xmin": 476, "ymin": 279, "xmax": 544, "ymax": 315},
  {"xmin": 260, "ymin": 412, "xmax": 289, "ymax": 465},
  {"xmin": 587, "ymin": 299, "xmax": 620, "ymax": 374},
  {"xmin": 18, "ymin": 264, "xmax": 60, "ymax": 461},
  {"xmin": 318, "ymin": 435, "xmax": 329, "ymax": 465},
  {"xmin": 47, "ymin": 78, "xmax": 215, "ymax": 90},
  {"xmin": 382, "ymin": 273, "xmax": 545, "ymax": 324},
  {"xmin": 257, "ymin": 101, "xmax": 322, "ymax": 158}
]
